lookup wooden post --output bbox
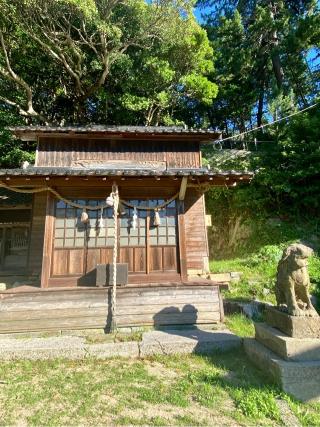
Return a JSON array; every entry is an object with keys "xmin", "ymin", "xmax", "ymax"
[
  {"xmin": 146, "ymin": 214, "xmax": 150, "ymax": 275},
  {"xmin": 40, "ymin": 192, "xmax": 55, "ymax": 288},
  {"xmin": 0, "ymin": 227, "xmax": 7, "ymax": 269},
  {"xmin": 177, "ymin": 199, "xmax": 188, "ymax": 281}
]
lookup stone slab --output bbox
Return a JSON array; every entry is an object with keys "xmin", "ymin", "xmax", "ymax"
[
  {"xmin": 0, "ymin": 336, "xmax": 87, "ymax": 360},
  {"xmin": 265, "ymin": 306, "xmax": 320, "ymax": 338},
  {"xmin": 244, "ymin": 338, "xmax": 320, "ymax": 402},
  {"xmin": 140, "ymin": 328, "xmax": 241, "ymax": 357},
  {"xmin": 255, "ymin": 322, "xmax": 320, "ymax": 362},
  {"xmin": 0, "ymin": 328, "xmax": 241, "ymax": 360}
]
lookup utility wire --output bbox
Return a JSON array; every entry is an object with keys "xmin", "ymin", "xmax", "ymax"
[{"xmin": 211, "ymin": 102, "xmax": 319, "ymax": 145}]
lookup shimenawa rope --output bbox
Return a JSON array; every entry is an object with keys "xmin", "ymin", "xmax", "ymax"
[{"xmin": 0, "ymin": 182, "xmax": 179, "ymax": 211}]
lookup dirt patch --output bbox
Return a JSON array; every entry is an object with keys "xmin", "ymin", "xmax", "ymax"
[
  {"xmin": 145, "ymin": 360, "xmax": 178, "ymax": 382},
  {"xmin": 120, "ymin": 400, "xmax": 240, "ymax": 426}
]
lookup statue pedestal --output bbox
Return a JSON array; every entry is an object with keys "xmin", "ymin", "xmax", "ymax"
[
  {"xmin": 244, "ymin": 307, "xmax": 320, "ymax": 402},
  {"xmin": 265, "ymin": 306, "xmax": 320, "ymax": 338}
]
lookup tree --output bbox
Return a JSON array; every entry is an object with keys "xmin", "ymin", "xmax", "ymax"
[
  {"xmin": 197, "ymin": 0, "xmax": 319, "ymax": 134},
  {"xmin": 0, "ymin": 0, "xmax": 217, "ymax": 125}
]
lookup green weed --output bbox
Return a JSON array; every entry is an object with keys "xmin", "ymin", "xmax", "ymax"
[
  {"xmin": 225, "ymin": 313, "xmax": 255, "ymax": 337},
  {"xmin": 231, "ymin": 387, "xmax": 281, "ymax": 421}
]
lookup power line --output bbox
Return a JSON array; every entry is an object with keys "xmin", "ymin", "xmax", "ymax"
[{"xmin": 211, "ymin": 102, "xmax": 319, "ymax": 145}]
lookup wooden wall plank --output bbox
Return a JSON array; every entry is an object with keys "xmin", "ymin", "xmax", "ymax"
[
  {"xmin": 184, "ymin": 190, "xmax": 209, "ymax": 272},
  {"xmin": 119, "ymin": 247, "xmax": 134, "ymax": 272},
  {"xmin": 150, "ymin": 247, "xmax": 163, "ymax": 272},
  {"xmin": 134, "ymin": 247, "xmax": 146, "ymax": 273},
  {"xmin": 163, "ymin": 246, "xmax": 177, "ymax": 271},
  {"xmin": 86, "ymin": 249, "xmax": 100, "ymax": 273},
  {"xmin": 68, "ymin": 249, "xmax": 84, "ymax": 275},
  {"xmin": 0, "ymin": 284, "xmax": 222, "ymax": 332},
  {"xmin": 38, "ymin": 138, "xmax": 200, "ymax": 168},
  {"xmin": 100, "ymin": 248, "xmax": 113, "ymax": 264},
  {"xmin": 51, "ymin": 249, "xmax": 69, "ymax": 276}
]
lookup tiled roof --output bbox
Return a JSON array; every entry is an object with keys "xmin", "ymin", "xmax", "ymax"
[
  {"xmin": 0, "ymin": 166, "xmax": 253, "ymax": 179},
  {"xmin": 9, "ymin": 125, "xmax": 219, "ymax": 134},
  {"xmin": 9, "ymin": 125, "xmax": 221, "ymax": 142}
]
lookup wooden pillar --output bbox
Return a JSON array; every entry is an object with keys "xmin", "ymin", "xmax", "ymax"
[
  {"xmin": 177, "ymin": 199, "xmax": 188, "ymax": 281},
  {"xmin": 40, "ymin": 192, "xmax": 55, "ymax": 288},
  {"xmin": 0, "ymin": 227, "xmax": 7, "ymax": 269},
  {"xmin": 28, "ymin": 192, "xmax": 47, "ymax": 276}
]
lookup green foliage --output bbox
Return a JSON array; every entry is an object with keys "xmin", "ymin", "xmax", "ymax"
[
  {"xmin": 0, "ymin": 0, "xmax": 216, "ymax": 127},
  {"xmin": 254, "ymin": 107, "xmax": 320, "ymax": 213},
  {"xmin": 231, "ymin": 387, "xmax": 280, "ymax": 421},
  {"xmin": 285, "ymin": 395, "xmax": 320, "ymax": 427},
  {"xmin": 204, "ymin": 107, "xmax": 320, "ymax": 276},
  {"xmin": 0, "ymin": 130, "xmax": 35, "ymax": 167},
  {"xmin": 201, "ymin": 0, "xmax": 319, "ymax": 133}
]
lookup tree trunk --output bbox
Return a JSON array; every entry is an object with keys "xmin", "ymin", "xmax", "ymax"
[
  {"xmin": 269, "ymin": 2, "xmax": 284, "ymax": 89},
  {"xmin": 257, "ymin": 87, "xmax": 264, "ymax": 126},
  {"xmin": 271, "ymin": 50, "xmax": 284, "ymax": 89}
]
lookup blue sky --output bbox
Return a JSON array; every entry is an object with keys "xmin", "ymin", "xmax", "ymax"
[{"xmin": 193, "ymin": 5, "xmax": 207, "ymax": 23}]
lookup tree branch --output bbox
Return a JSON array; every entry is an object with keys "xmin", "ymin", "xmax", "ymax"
[{"xmin": 0, "ymin": 31, "xmax": 48, "ymax": 122}]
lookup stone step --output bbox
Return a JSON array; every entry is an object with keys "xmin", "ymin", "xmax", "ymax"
[
  {"xmin": 0, "ymin": 328, "xmax": 241, "ymax": 361},
  {"xmin": 255, "ymin": 322, "xmax": 320, "ymax": 362},
  {"xmin": 244, "ymin": 338, "xmax": 320, "ymax": 403},
  {"xmin": 265, "ymin": 306, "xmax": 320, "ymax": 338},
  {"xmin": 139, "ymin": 328, "xmax": 241, "ymax": 357}
]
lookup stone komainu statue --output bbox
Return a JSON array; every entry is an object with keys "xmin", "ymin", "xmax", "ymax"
[{"xmin": 275, "ymin": 243, "xmax": 318, "ymax": 317}]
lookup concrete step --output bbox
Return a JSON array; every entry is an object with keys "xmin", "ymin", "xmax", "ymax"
[
  {"xmin": 244, "ymin": 338, "xmax": 320, "ymax": 403},
  {"xmin": 255, "ymin": 322, "xmax": 320, "ymax": 362},
  {"xmin": 0, "ymin": 328, "xmax": 241, "ymax": 361},
  {"xmin": 140, "ymin": 328, "xmax": 241, "ymax": 356},
  {"xmin": 265, "ymin": 306, "xmax": 320, "ymax": 339}
]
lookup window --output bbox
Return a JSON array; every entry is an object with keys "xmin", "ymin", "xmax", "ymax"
[
  {"xmin": 54, "ymin": 200, "xmax": 114, "ymax": 248},
  {"xmin": 54, "ymin": 199, "xmax": 177, "ymax": 249}
]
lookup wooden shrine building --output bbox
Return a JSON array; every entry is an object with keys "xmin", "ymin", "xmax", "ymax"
[{"xmin": 0, "ymin": 126, "xmax": 252, "ymax": 333}]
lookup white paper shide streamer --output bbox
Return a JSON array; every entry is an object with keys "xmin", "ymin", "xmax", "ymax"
[{"xmin": 132, "ymin": 206, "xmax": 138, "ymax": 230}]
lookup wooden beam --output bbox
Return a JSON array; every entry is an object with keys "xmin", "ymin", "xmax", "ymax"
[{"xmin": 179, "ymin": 177, "xmax": 188, "ymax": 201}]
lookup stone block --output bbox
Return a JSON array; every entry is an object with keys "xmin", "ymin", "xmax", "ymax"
[
  {"xmin": 139, "ymin": 328, "xmax": 241, "ymax": 357},
  {"xmin": 0, "ymin": 336, "xmax": 86, "ymax": 360},
  {"xmin": 208, "ymin": 273, "xmax": 231, "ymax": 283},
  {"xmin": 255, "ymin": 322, "xmax": 320, "ymax": 362},
  {"xmin": 244, "ymin": 338, "xmax": 320, "ymax": 403},
  {"xmin": 266, "ymin": 306, "xmax": 320, "ymax": 338}
]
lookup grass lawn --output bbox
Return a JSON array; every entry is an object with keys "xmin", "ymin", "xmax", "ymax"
[{"xmin": 0, "ymin": 315, "xmax": 319, "ymax": 426}]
